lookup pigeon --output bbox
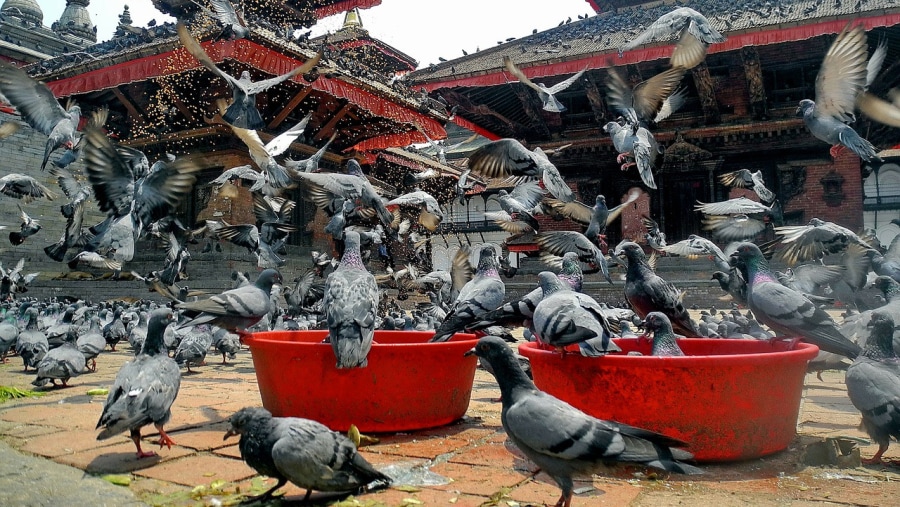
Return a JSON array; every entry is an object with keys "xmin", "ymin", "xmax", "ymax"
[
  {"xmin": 729, "ymin": 242, "xmax": 861, "ymax": 359},
  {"xmin": 661, "ymin": 234, "xmax": 730, "ymax": 272},
  {"xmin": 603, "ymin": 121, "xmax": 660, "ymax": 189},
  {"xmin": 283, "ymin": 132, "xmax": 337, "ymax": 175},
  {"xmin": 532, "ymin": 272, "xmax": 621, "ymax": 356},
  {"xmin": 797, "ymin": 25, "xmax": 879, "ymax": 161},
  {"xmin": 0, "ymin": 173, "xmax": 56, "ymax": 202},
  {"xmin": 619, "ymin": 7, "xmax": 725, "ymax": 67},
  {"xmin": 96, "ymin": 308, "xmax": 181, "ymax": 459},
  {"xmin": 174, "ymin": 325, "xmax": 213, "ymax": 373},
  {"xmin": 466, "ymin": 138, "xmax": 575, "ymax": 203},
  {"xmin": 291, "ymin": 160, "xmax": 394, "ymax": 230},
  {"xmin": 774, "ymin": 218, "xmax": 873, "ymax": 265},
  {"xmin": 386, "ymin": 190, "xmax": 444, "ymax": 232},
  {"xmin": 503, "ymin": 56, "xmax": 587, "ymax": 113},
  {"xmin": 614, "ymin": 241, "xmax": 698, "ymax": 337},
  {"xmin": 193, "ymin": 0, "xmax": 249, "ymax": 40},
  {"xmin": 0, "ymin": 311, "xmax": 19, "ymax": 363},
  {"xmin": 430, "ymin": 245, "xmax": 506, "ymax": 342},
  {"xmin": 16, "ymin": 307, "xmax": 48, "ymax": 372},
  {"xmin": 641, "ymin": 216, "xmax": 668, "ymax": 251},
  {"xmin": 31, "ymin": 329, "xmax": 85, "ymax": 388},
  {"xmin": 177, "ymin": 268, "xmax": 283, "ymax": 336},
  {"xmin": 537, "ymin": 231, "xmax": 613, "ymax": 283},
  {"xmin": 641, "ymin": 312, "xmax": 685, "ymax": 356},
  {"xmin": 178, "ymin": 22, "xmax": 322, "ymax": 130},
  {"xmin": 103, "ymin": 309, "xmax": 128, "ymax": 351},
  {"xmin": 9, "ymin": 205, "xmax": 40, "ymax": 245},
  {"xmin": 223, "ymin": 407, "xmax": 392, "ymax": 504},
  {"xmin": 845, "ymin": 311, "xmax": 900, "ymax": 465},
  {"xmin": 605, "ymin": 66, "xmax": 688, "ymax": 127},
  {"xmin": 76, "ymin": 316, "xmax": 106, "ymax": 372},
  {"xmin": 545, "ymin": 190, "xmax": 641, "ymax": 247},
  {"xmin": 718, "ymin": 169, "xmax": 776, "ymax": 204},
  {"xmin": 213, "ymin": 330, "xmax": 241, "ymax": 365},
  {"xmin": 0, "ymin": 59, "xmax": 82, "ymax": 170},
  {"xmin": 468, "ymin": 336, "xmax": 702, "ymax": 507},
  {"xmin": 323, "ymin": 231, "xmax": 379, "ymax": 369}
]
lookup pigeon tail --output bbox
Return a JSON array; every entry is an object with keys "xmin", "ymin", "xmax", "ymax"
[
  {"xmin": 837, "ymin": 129, "xmax": 880, "ymax": 162},
  {"xmin": 223, "ymin": 103, "xmax": 265, "ymax": 130}
]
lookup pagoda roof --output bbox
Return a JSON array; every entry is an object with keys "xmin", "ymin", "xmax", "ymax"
[
  {"xmin": 22, "ymin": 22, "xmax": 449, "ymax": 154},
  {"xmin": 152, "ymin": 0, "xmax": 383, "ymax": 29},
  {"xmin": 408, "ymin": 0, "xmax": 900, "ymax": 89},
  {"xmin": 320, "ymin": 25, "xmax": 417, "ymax": 72}
]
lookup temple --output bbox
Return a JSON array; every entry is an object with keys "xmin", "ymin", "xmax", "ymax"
[{"xmin": 408, "ymin": 0, "xmax": 900, "ymax": 250}]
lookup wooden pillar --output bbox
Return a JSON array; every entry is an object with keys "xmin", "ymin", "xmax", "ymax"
[
  {"xmin": 691, "ymin": 62, "xmax": 721, "ymax": 125},
  {"xmin": 740, "ymin": 46, "xmax": 768, "ymax": 120}
]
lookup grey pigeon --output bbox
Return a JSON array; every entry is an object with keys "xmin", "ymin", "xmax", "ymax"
[
  {"xmin": 532, "ymin": 272, "xmax": 621, "ymax": 357},
  {"xmin": 0, "ymin": 59, "xmax": 82, "ymax": 170},
  {"xmin": 662, "ymin": 234, "xmax": 730, "ymax": 272},
  {"xmin": 774, "ymin": 217, "xmax": 872, "ymax": 265},
  {"xmin": 603, "ymin": 121, "xmax": 659, "ymax": 189},
  {"xmin": 619, "ymin": 7, "xmax": 725, "ymax": 66},
  {"xmin": 504, "ymin": 56, "xmax": 586, "ymax": 113},
  {"xmin": 32, "ymin": 332, "xmax": 85, "ymax": 388},
  {"xmin": 178, "ymin": 269, "xmax": 282, "ymax": 336},
  {"xmin": 642, "ymin": 312, "xmax": 685, "ymax": 356},
  {"xmin": 537, "ymin": 231, "xmax": 612, "ymax": 283},
  {"xmin": 386, "ymin": 190, "xmax": 444, "ymax": 231},
  {"xmin": 0, "ymin": 173, "xmax": 56, "ymax": 202},
  {"xmin": 76, "ymin": 316, "xmax": 106, "ymax": 372},
  {"xmin": 845, "ymin": 311, "xmax": 900, "ymax": 465},
  {"xmin": 195, "ymin": 0, "xmax": 249, "ymax": 40},
  {"xmin": 174, "ymin": 325, "xmax": 213, "ymax": 373},
  {"xmin": 292, "ymin": 160, "xmax": 394, "ymax": 230},
  {"xmin": 605, "ymin": 66, "xmax": 687, "ymax": 126},
  {"xmin": 466, "ymin": 138, "xmax": 575, "ymax": 202},
  {"xmin": 283, "ymin": 132, "xmax": 337, "ymax": 175},
  {"xmin": 213, "ymin": 329, "xmax": 241, "ymax": 365},
  {"xmin": 224, "ymin": 407, "xmax": 392, "ymax": 503},
  {"xmin": 324, "ymin": 231, "xmax": 379, "ymax": 368},
  {"xmin": 718, "ymin": 169, "xmax": 775, "ymax": 204},
  {"xmin": 797, "ymin": 25, "xmax": 879, "ymax": 162},
  {"xmin": 730, "ymin": 243, "xmax": 861, "ymax": 359},
  {"xmin": 16, "ymin": 307, "xmax": 47, "ymax": 372},
  {"xmin": 614, "ymin": 242, "xmax": 698, "ymax": 337},
  {"xmin": 468, "ymin": 336, "xmax": 702, "ymax": 507},
  {"xmin": 430, "ymin": 245, "xmax": 505, "ymax": 342},
  {"xmin": 178, "ymin": 22, "xmax": 322, "ymax": 130},
  {"xmin": 96, "ymin": 308, "xmax": 181, "ymax": 458},
  {"xmin": 641, "ymin": 216, "xmax": 668, "ymax": 251},
  {"xmin": 9, "ymin": 205, "xmax": 40, "ymax": 245},
  {"xmin": 545, "ymin": 189, "xmax": 641, "ymax": 246},
  {"xmin": 0, "ymin": 312, "xmax": 18, "ymax": 362}
]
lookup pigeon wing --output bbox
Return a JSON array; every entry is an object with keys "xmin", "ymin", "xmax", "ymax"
[
  {"xmin": 815, "ymin": 24, "xmax": 869, "ymax": 122},
  {"xmin": 467, "ymin": 139, "xmax": 539, "ymax": 179},
  {"xmin": 0, "ymin": 60, "xmax": 69, "ymax": 136}
]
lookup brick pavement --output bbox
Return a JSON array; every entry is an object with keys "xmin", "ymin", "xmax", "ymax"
[{"xmin": 1, "ymin": 340, "xmax": 899, "ymax": 506}]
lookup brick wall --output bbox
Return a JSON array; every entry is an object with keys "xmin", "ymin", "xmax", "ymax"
[{"xmin": 784, "ymin": 150, "xmax": 864, "ymax": 230}]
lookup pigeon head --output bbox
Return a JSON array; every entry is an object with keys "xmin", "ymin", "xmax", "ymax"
[
  {"xmin": 224, "ymin": 406, "xmax": 272, "ymax": 440},
  {"xmin": 465, "ymin": 336, "xmax": 533, "ymax": 389},
  {"xmin": 642, "ymin": 312, "xmax": 673, "ymax": 335},
  {"xmin": 864, "ymin": 311, "xmax": 898, "ymax": 360},
  {"xmin": 602, "ymin": 121, "xmax": 620, "ymax": 133},
  {"xmin": 728, "ymin": 242, "xmax": 763, "ymax": 267},
  {"xmin": 537, "ymin": 271, "xmax": 566, "ymax": 296},
  {"xmin": 796, "ymin": 99, "xmax": 815, "ymax": 117},
  {"xmin": 595, "ymin": 195, "xmax": 606, "ymax": 207},
  {"xmin": 255, "ymin": 269, "xmax": 283, "ymax": 291},
  {"xmin": 613, "ymin": 241, "xmax": 644, "ymax": 263},
  {"xmin": 476, "ymin": 245, "xmax": 498, "ymax": 271},
  {"xmin": 873, "ymin": 275, "xmax": 900, "ymax": 298}
]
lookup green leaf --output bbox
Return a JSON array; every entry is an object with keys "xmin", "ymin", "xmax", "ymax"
[{"xmin": 101, "ymin": 474, "xmax": 131, "ymax": 486}]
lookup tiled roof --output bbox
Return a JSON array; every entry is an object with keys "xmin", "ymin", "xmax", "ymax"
[{"xmin": 408, "ymin": 0, "xmax": 900, "ymax": 83}]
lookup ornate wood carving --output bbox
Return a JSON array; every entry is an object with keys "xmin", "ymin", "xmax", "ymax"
[
  {"xmin": 510, "ymin": 82, "xmax": 551, "ymax": 140},
  {"xmin": 582, "ymin": 72, "xmax": 608, "ymax": 127},
  {"xmin": 777, "ymin": 163, "xmax": 807, "ymax": 205},
  {"xmin": 690, "ymin": 62, "xmax": 720, "ymax": 125},
  {"xmin": 740, "ymin": 46, "xmax": 768, "ymax": 120}
]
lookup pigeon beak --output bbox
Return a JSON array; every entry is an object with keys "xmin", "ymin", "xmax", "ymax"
[
  {"xmin": 464, "ymin": 347, "xmax": 476, "ymax": 357},
  {"xmin": 223, "ymin": 429, "xmax": 237, "ymax": 440}
]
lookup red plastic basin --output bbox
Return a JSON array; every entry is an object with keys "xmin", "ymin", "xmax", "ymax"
[
  {"xmin": 244, "ymin": 330, "xmax": 478, "ymax": 433},
  {"xmin": 518, "ymin": 338, "xmax": 819, "ymax": 462}
]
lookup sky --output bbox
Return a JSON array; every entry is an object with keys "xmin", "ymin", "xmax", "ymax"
[{"xmin": 37, "ymin": 0, "xmax": 593, "ymax": 69}]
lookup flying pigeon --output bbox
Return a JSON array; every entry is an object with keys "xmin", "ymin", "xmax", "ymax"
[
  {"xmin": 603, "ymin": 121, "xmax": 660, "ymax": 189},
  {"xmin": 468, "ymin": 336, "xmax": 702, "ymax": 507},
  {"xmin": 718, "ymin": 169, "xmax": 776, "ymax": 204},
  {"xmin": 96, "ymin": 308, "xmax": 181, "ymax": 458},
  {"xmin": 614, "ymin": 241, "xmax": 698, "ymax": 337},
  {"xmin": 619, "ymin": 7, "xmax": 725, "ymax": 67},
  {"xmin": 774, "ymin": 217, "xmax": 873, "ymax": 265},
  {"xmin": 504, "ymin": 56, "xmax": 587, "ymax": 113},
  {"xmin": 532, "ymin": 271, "xmax": 621, "ymax": 356},
  {"xmin": 0, "ymin": 59, "xmax": 82, "ymax": 170},
  {"xmin": 0, "ymin": 173, "xmax": 56, "ymax": 202},
  {"xmin": 224, "ymin": 407, "xmax": 392, "ymax": 504},
  {"xmin": 193, "ymin": 0, "xmax": 249, "ymax": 40},
  {"xmin": 178, "ymin": 22, "xmax": 322, "ymax": 130},
  {"xmin": 729, "ymin": 242, "xmax": 861, "ymax": 359},
  {"xmin": 662, "ymin": 234, "xmax": 730, "ymax": 272},
  {"xmin": 605, "ymin": 66, "xmax": 687, "ymax": 126},
  {"xmin": 177, "ymin": 268, "xmax": 283, "ymax": 336},
  {"xmin": 537, "ymin": 231, "xmax": 613, "ymax": 283},
  {"xmin": 324, "ymin": 231, "xmax": 379, "ymax": 368},
  {"xmin": 291, "ymin": 160, "xmax": 395, "ymax": 230},
  {"xmin": 797, "ymin": 25, "xmax": 879, "ymax": 161},
  {"xmin": 845, "ymin": 311, "xmax": 900, "ymax": 465},
  {"xmin": 9, "ymin": 205, "xmax": 40, "ymax": 245},
  {"xmin": 467, "ymin": 138, "xmax": 575, "ymax": 202}
]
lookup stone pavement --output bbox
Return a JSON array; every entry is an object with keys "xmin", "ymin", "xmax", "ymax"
[{"xmin": 1, "ymin": 341, "xmax": 899, "ymax": 507}]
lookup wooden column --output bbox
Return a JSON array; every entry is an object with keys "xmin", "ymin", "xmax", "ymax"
[
  {"xmin": 740, "ymin": 46, "xmax": 768, "ymax": 120},
  {"xmin": 691, "ymin": 62, "xmax": 721, "ymax": 125}
]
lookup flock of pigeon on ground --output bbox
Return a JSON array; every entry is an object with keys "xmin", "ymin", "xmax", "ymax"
[{"xmin": 0, "ymin": 5, "xmax": 899, "ymax": 507}]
